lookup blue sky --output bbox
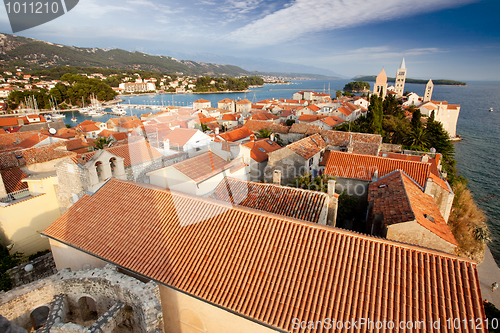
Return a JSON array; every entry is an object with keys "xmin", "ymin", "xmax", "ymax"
[{"xmin": 0, "ymin": 0, "xmax": 499, "ymax": 80}]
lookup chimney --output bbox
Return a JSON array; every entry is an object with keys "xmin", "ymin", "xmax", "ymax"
[
  {"xmin": 215, "ymin": 127, "xmax": 219, "ymax": 135},
  {"xmin": 273, "ymin": 170, "xmax": 281, "ymax": 185},
  {"xmin": 250, "ymin": 134, "xmax": 255, "ymax": 142},
  {"xmin": 421, "ymin": 154, "xmax": 429, "ymax": 163},
  {"xmin": 327, "ymin": 180, "xmax": 336, "ymax": 197},
  {"xmin": 372, "ymin": 169, "xmax": 379, "ymax": 181}
]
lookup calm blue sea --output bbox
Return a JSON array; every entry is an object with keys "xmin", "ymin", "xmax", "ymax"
[{"xmin": 62, "ymin": 80, "xmax": 500, "ymax": 264}]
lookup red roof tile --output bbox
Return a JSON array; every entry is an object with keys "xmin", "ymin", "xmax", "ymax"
[
  {"xmin": 220, "ymin": 127, "xmax": 253, "ymax": 142},
  {"xmin": 321, "ymin": 115, "xmax": 344, "ymax": 127},
  {"xmin": 0, "ymin": 167, "xmax": 28, "ymax": 193},
  {"xmin": 242, "ymin": 138, "xmax": 281, "ymax": 162},
  {"xmin": 172, "ymin": 151, "xmax": 239, "ymax": 183},
  {"xmin": 42, "ymin": 178, "xmax": 485, "ymax": 333},
  {"xmin": 211, "ymin": 177, "xmax": 329, "ymax": 223},
  {"xmin": 221, "ymin": 114, "xmax": 238, "ymax": 121},
  {"xmin": 298, "ymin": 115, "xmax": 325, "ymax": 122},
  {"xmin": 164, "ymin": 128, "xmax": 199, "ymax": 147},
  {"xmin": 284, "ymin": 133, "xmax": 326, "ymax": 160},
  {"xmin": 324, "ymin": 151, "xmax": 431, "ymax": 188},
  {"xmin": 243, "ymin": 120, "xmax": 289, "ymax": 134},
  {"xmin": 369, "ymin": 171, "xmax": 457, "ymax": 245}
]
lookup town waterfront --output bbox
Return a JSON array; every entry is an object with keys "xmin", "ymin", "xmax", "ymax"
[{"xmin": 61, "ymin": 79, "xmax": 500, "ymax": 264}]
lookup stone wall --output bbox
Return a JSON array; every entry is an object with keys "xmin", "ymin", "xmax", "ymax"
[
  {"xmin": 54, "ymin": 158, "xmax": 87, "ymax": 213},
  {"xmin": 6, "ymin": 253, "xmax": 57, "ymax": 289},
  {"xmin": 0, "ymin": 265, "xmax": 164, "ymax": 333}
]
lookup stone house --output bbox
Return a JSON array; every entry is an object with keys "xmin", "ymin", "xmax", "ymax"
[
  {"xmin": 366, "ymin": 170, "xmax": 457, "ymax": 254},
  {"xmin": 163, "ymin": 128, "xmax": 212, "ymax": 157},
  {"xmin": 264, "ymin": 133, "xmax": 326, "ymax": 184},
  {"xmin": 235, "ymin": 99, "xmax": 252, "ymax": 113},
  {"xmin": 218, "ymin": 98, "xmax": 235, "ymax": 112},
  {"xmin": 240, "ymin": 136, "xmax": 281, "ymax": 182},
  {"xmin": 193, "ymin": 99, "xmax": 212, "ymax": 110}
]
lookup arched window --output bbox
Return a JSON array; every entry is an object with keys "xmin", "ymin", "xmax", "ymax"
[
  {"xmin": 109, "ymin": 158, "xmax": 117, "ymax": 176},
  {"xmin": 95, "ymin": 161, "xmax": 103, "ymax": 182},
  {"xmin": 78, "ymin": 296, "xmax": 98, "ymax": 322},
  {"xmin": 30, "ymin": 305, "xmax": 50, "ymax": 330}
]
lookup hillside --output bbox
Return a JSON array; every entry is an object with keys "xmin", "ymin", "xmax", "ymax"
[
  {"xmin": 0, "ymin": 33, "xmax": 250, "ymax": 77},
  {"xmin": 353, "ymin": 75, "xmax": 466, "ymax": 86}
]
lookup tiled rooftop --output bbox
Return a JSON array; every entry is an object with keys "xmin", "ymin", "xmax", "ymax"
[
  {"xmin": 282, "ymin": 133, "xmax": 326, "ymax": 160},
  {"xmin": 210, "ymin": 177, "xmax": 329, "ymax": 223},
  {"xmin": 242, "ymin": 138, "xmax": 281, "ymax": 162},
  {"xmin": 172, "ymin": 151, "xmax": 242, "ymax": 183},
  {"xmin": 0, "ymin": 142, "xmax": 75, "ymax": 169},
  {"xmin": 220, "ymin": 127, "xmax": 253, "ymax": 142},
  {"xmin": 42, "ymin": 178, "xmax": 485, "ymax": 333},
  {"xmin": 369, "ymin": 170, "xmax": 457, "ymax": 245},
  {"xmin": 164, "ymin": 128, "xmax": 199, "ymax": 147},
  {"xmin": 243, "ymin": 120, "xmax": 290, "ymax": 134},
  {"xmin": 0, "ymin": 167, "xmax": 28, "ymax": 193},
  {"xmin": 324, "ymin": 151, "xmax": 431, "ymax": 188}
]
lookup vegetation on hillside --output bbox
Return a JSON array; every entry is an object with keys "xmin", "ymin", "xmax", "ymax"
[
  {"xmin": 343, "ymin": 81, "xmax": 370, "ymax": 92},
  {"xmin": 194, "ymin": 76, "xmax": 262, "ymax": 92},
  {"xmin": 448, "ymin": 181, "xmax": 489, "ymax": 262},
  {"xmin": 353, "ymin": 76, "xmax": 466, "ymax": 86},
  {"xmin": 51, "ymin": 74, "xmax": 117, "ymax": 106}
]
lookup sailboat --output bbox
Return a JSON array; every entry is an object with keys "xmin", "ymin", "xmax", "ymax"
[{"xmin": 71, "ymin": 111, "xmax": 77, "ymax": 122}]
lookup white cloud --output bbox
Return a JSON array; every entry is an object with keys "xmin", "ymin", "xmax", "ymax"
[{"xmin": 227, "ymin": 0, "xmax": 477, "ymax": 46}]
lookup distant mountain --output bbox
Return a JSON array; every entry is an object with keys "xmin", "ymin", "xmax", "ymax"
[
  {"xmin": 165, "ymin": 52, "xmax": 345, "ymax": 79},
  {"xmin": 353, "ymin": 75, "xmax": 466, "ymax": 86},
  {"xmin": 0, "ymin": 33, "xmax": 250, "ymax": 76}
]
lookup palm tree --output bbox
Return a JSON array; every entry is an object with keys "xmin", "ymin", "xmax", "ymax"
[
  {"xmin": 404, "ymin": 127, "xmax": 430, "ymax": 150},
  {"xmin": 93, "ymin": 137, "xmax": 113, "ymax": 150},
  {"xmin": 256, "ymin": 128, "xmax": 272, "ymax": 139}
]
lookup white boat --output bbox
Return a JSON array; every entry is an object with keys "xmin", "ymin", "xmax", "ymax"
[
  {"xmin": 111, "ymin": 105, "xmax": 127, "ymax": 115},
  {"xmin": 490, "ymin": 108, "xmax": 494, "ymax": 112},
  {"xmin": 51, "ymin": 113, "xmax": 65, "ymax": 120}
]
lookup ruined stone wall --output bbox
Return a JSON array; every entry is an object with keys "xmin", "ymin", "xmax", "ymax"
[
  {"xmin": 0, "ymin": 265, "xmax": 164, "ymax": 333},
  {"xmin": 6, "ymin": 253, "xmax": 57, "ymax": 289}
]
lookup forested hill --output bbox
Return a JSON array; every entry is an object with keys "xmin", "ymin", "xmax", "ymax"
[
  {"xmin": 0, "ymin": 33, "xmax": 250, "ymax": 77},
  {"xmin": 353, "ymin": 75, "xmax": 466, "ymax": 86}
]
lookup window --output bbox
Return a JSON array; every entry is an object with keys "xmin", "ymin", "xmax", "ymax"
[
  {"xmin": 259, "ymin": 148, "xmax": 266, "ymax": 152},
  {"xmin": 95, "ymin": 161, "xmax": 103, "ymax": 182},
  {"xmin": 309, "ymin": 158, "xmax": 314, "ymax": 166}
]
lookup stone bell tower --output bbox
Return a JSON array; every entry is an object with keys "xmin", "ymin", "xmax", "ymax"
[{"xmin": 395, "ymin": 57, "xmax": 407, "ymax": 97}]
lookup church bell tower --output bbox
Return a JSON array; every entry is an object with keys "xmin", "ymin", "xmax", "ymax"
[{"xmin": 395, "ymin": 57, "xmax": 407, "ymax": 97}]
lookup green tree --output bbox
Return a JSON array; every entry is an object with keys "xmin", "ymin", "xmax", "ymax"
[
  {"xmin": 285, "ymin": 119, "xmax": 295, "ymax": 126},
  {"xmin": 256, "ymin": 128, "xmax": 272, "ymax": 139},
  {"xmin": 368, "ymin": 95, "xmax": 384, "ymax": 135},
  {"xmin": 93, "ymin": 137, "xmax": 113, "ymax": 150},
  {"xmin": 404, "ymin": 126, "xmax": 430, "ymax": 150},
  {"xmin": 0, "ymin": 245, "xmax": 23, "ymax": 291},
  {"xmin": 335, "ymin": 90, "xmax": 342, "ymax": 99}
]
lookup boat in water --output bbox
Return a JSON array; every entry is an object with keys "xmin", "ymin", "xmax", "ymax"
[
  {"xmin": 111, "ymin": 105, "xmax": 127, "ymax": 115},
  {"xmin": 490, "ymin": 108, "xmax": 494, "ymax": 112}
]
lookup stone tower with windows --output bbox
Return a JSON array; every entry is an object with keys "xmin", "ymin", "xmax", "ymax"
[
  {"xmin": 395, "ymin": 57, "xmax": 407, "ymax": 97},
  {"xmin": 423, "ymin": 79, "xmax": 434, "ymax": 102}
]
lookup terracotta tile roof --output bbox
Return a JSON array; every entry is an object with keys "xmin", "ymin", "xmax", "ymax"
[
  {"xmin": 55, "ymin": 128, "xmax": 80, "ymax": 139},
  {"xmin": 221, "ymin": 114, "xmax": 238, "ymax": 121},
  {"xmin": 243, "ymin": 120, "xmax": 289, "ymax": 134},
  {"xmin": 15, "ymin": 133, "xmax": 49, "ymax": 149},
  {"xmin": 321, "ymin": 115, "xmax": 344, "ymax": 127},
  {"xmin": 324, "ymin": 151, "xmax": 431, "ymax": 188},
  {"xmin": 0, "ymin": 131, "xmax": 43, "ymax": 151},
  {"xmin": 289, "ymin": 123, "xmax": 321, "ymax": 134},
  {"xmin": 369, "ymin": 171, "xmax": 457, "ymax": 245},
  {"xmin": 164, "ymin": 128, "xmax": 199, "ymax": 147},
  {"xmin": 298, "ymin": 115, "xmax": 325, "ymax": 122},
  {"xmin": 120, "ymin": 119, "xmax": 143, "ymax": 129},
  {"xmin": 337, "ymin": 106, "xmax": 352, "ymax": 116},
  {"xmin": 284, "ymin": 133, "xmax": 326, "ymax": 160},
  {"xmin": 79, "ymin": 124, "xmax": 100, "ymax": 133},
  {"xmin": 193, "ymin": 99, "xmax": 210, "ymax": 103},
  {"xmin": 236, "ymin": 99, "xmax": 251, "ymax": 105},
  {"xmin": 278, "ymin": 99, "xmax": 302, "ymax": 104},
  {"xmin": 0, "ymin": 142, "xmax": 75, "ymax": 169},
  {"xmin": 320, "ymin": 130, "xmax": 382, "ymax": 156},
  {"xmin": 218, "ymin": 98, "xmax": 233, "ymax": 104},
  {"xmin": 307, "ymin": 104, "xmax": 321, "ymax": 112},
  {"xmin": 0, "ymin": 117, "xmax": 22, "ymax": 128},
  {"xmin": 211, "ymin": 177, "xmax": 328, "ymax": 223},
  {"xmin": 65, "ymin": 138, "xmax": 93, "ymax": 152},
  {"xmin": 105, "ymin": 139, "xmax": 162, "ymax": 167},
  {"xmin": 0, "ymin": 167, "xmax": 28, "ymax": 193},
  {"xmin": 242, "ymin": 138, "xmax": 281, "ymax": 162},
  {"xmin": 220, "ymin": 127, "xmax": 253, "ymax": 142},
  {"xmin": 249, "ymin": 112, "xmax": 278, "ymax": 121},
  {"xmin": 344, "ymin": 102, "xmax": 358, "ymax": 112},
  {"xmin": 172, "ymin": 151, "xmax": 239, "ymax": 183},
  {"xmin": 199, "ymin": 117, "xmax": 217, "ymax": 124},
  {"xmin": 42, "ymin": 178, "xmax": 485, "ymax": 333}
]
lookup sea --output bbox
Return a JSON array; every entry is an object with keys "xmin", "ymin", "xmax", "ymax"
[{"xmin": 61, "ymin": 79, "xmax": 500, "ymax": 264}]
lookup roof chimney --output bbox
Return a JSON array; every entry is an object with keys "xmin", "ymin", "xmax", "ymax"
[
  {"xmin": 372, "ymin": 169, "xmax": 379, "ymax": 181},
  {"xmin": 215, "ymin": 127, "xmax": 219, "ymax": 135},
  {"xmin": 421, "ymin": 154, "xmax": 429, "ymax": 163},
  {"xmin": 327, "ymin": 180, "xmax": 336, "ymax": 197},
  {"xmin": 250, "ymin": 134, "xmax": 255, "ymax": 142},
  {"xmin": 273, "ymin": 170, "xmax": 281, "ymax": 185}
]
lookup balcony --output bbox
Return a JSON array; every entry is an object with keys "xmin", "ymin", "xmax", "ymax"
[{"xmin": 0, "ymin": 188, "xmax": 32, "ymax": 206}]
